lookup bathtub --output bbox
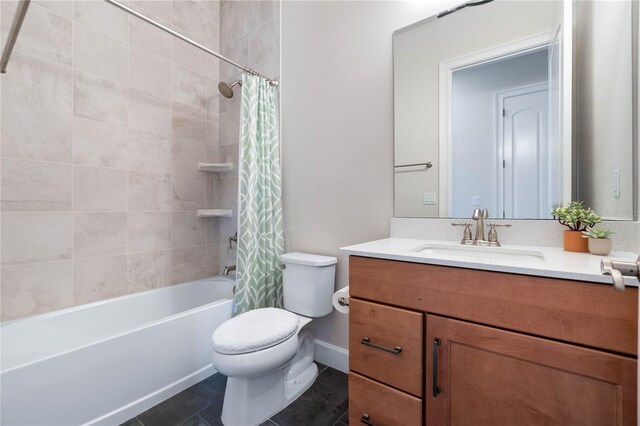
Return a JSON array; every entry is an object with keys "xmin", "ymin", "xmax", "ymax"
[{"xmin": 1, "ymin": 275, "xmax": 235, "ymax": 426}]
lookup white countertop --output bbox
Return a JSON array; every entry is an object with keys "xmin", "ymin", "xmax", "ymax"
[{"xmin": 340, "ymin": 238, "xmax": 640, "ymax": 288}]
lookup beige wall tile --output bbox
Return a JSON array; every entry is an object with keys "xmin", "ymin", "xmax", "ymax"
[
  {"xmin": 206, "ymin": 244, "xmax": 220, "ymax": 276},
  {"xmin": 172, "ymin": 65, "xmax": 207, "ymax": 109},
  {"xmin": 128, "ymin": 171, "xmax": 172, "ymax": 211},
  {"xmin": 129, "ymin": 212, "xmax": 172, "ymax": 252},
  {"xmin": 73, "ymin": 255, "xmax": 128, "ymax": 305},
  {"xmin": 1, "ymin": 2, "xmax": 72, "ymax": 66},
  {"xmin": 206, "ymin": 214, "xmax": 220, "ymax": 244},
  {"xmin": 172, "ymin": 212, "xmax": 207, "ymax": 248},
  {"xmin": 73, "ymin": 166, "xmax": 127, "ymax": 211},
  {"xmin": 172, "ymin": 38, "xmax": 207, "ymax": 76},
  {"xmin": 74, "ymin": 23, "xmax": 129, "ymax": 85},
  {"xmin": 130, "ymin": 1, "xmax": 172, "ymax": 24},
  {"xmin": 73, "ymin": 212, "xmax": 127, "ymax": 258},
  {"xmin": 1, "ymin": 105, "xmax": 72, "ymax": 162},
  {"xmin": 173, "ymin": 0, "xmax": 208, "ymax": 42},
  {"xmin": 33, "ymin": 1, "xmax": 72, "ymax": 18},
  {"xmin": 1, "ymin": 212, "xmax": 72, "ymax": 266},
  {"xmin": 73, "ymin": 117, "xmax": 128, "ymax": 168},
  {"xmin": 172, "ymin": 102, "xmax": 207, "ymax": 142},
  {"xmin": 1, "ymin": 261, "xmax": 73, "ymax": 320},
  {"xmin": 128, "ymin": 130, "xmax": 172, "ymax": 174},
  {"xmin": 130, "ymin": 89, "xmax": 173, "ymax": 137},
  {"xmin": 130, "ymin": 18, "xmax": 172, "ymax": 60},
  {"xmin": 172, "ymin": 174, "xmax": 207, "ymax": 211},
  {"xmin": 1, "ymin": 158, "xmax": 72, "ymax": 211},
  {"xmin": 171, "ymin": 245, "xmax": 207, "ymax": 284},
  {"xmin": 248, "ymin": 20, "xmax": 275, "ymax": 67},
  {"xmin": 1, "ymin": 52, "xmax": 72, "ymax": 114},
  {"xmin": 223, "ymin": 109, "xmax": 240, "ymax": 147},
  {"xmin": 128, "ymin": 250, "xmax": 172, "ymax": 293},
  {"xmin": 73, "ymin": 71, "xmax": 128, "ymax": 126},
  {"xmin": 130, "ymin": 46, "xmax": 171, "ymax": 99},
  {"xmin": 74, "ymin": 0, "xmax": 128, "ymax": 42},
  {"xmin": 172, "ymin": 138, "xmax": 207, "ymax": 177}
]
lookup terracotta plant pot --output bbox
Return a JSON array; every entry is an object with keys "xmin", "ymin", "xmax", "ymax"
[
  {"xmin": 588, "ymin": 238, "xmax": 612, "ymax": 256},
  {"xmin": 563, "ymin": 230, "xmax": 589, "ymax": 253}
]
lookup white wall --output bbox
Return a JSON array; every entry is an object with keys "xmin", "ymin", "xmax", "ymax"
[{"xmin": 280, "ymin": 0, "xmax": 458, "ymax": 349}]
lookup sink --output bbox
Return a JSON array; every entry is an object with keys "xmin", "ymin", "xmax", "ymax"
[{"xmin": 410, "ymin": 243, "xmax": 546, "ymax": 263}]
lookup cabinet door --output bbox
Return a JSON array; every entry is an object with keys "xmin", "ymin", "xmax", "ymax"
[{"xmin": 426, "ymin": 315, "xmax": 637, "ymax": 426}]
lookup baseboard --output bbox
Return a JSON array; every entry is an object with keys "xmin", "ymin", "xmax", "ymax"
[
  {"xmin": 314, "ymin": 339, "xmax": 349, "ymax": 373},
  {"xmin": 86, "ymin": 364, "xmax": 217, "ymax": 425}
]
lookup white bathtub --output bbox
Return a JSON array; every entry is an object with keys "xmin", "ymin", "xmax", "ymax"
[{"xmin": 0, "ymin": 275, "xmax": 235, "ymax": 426}]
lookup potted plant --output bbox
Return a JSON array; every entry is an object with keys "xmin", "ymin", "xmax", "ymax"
[
  {"xmin": 551, "ymin": 201, "xmax": 601, "ymax": 252},
  {"xmin": 582, "ymin": 228, "xmax": 614, "ymax": 256}
]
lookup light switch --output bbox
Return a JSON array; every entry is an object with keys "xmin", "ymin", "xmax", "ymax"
[
  {"xmin": 472, "ymin": 196, "xmax": 481, "ymax": 206},
  {"xmin": 613, "ymin": 169, "xmax": 621, "ymax": 198},
  {"xmin": 423, "ymin": 192, "xmax": 437, "ymax": 205}
]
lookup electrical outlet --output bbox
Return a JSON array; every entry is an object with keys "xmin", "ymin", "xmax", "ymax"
[
  {"xmin": 613, "ymin": 169, "xmax": 621, "ymax": 198},
  {"xmin": 472, "ymin": 196, "xmax": 481, "ymax": 206},
  {"xmin": 423, "ymin": 192, "xmax": 437, "ymax": 205}
]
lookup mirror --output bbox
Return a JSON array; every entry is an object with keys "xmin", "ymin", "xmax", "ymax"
[{"xmin": 393, "ymin": 0, "xmax": 637, "ymax": 220}]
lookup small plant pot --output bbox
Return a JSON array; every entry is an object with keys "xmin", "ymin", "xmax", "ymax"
[
  {"xmin": 563, "ymin": 230, "xmax": 589, "ymax": 252},
  {"xmin": 588, "ymin": 238, "xmax": 612, "ymax": 256}
]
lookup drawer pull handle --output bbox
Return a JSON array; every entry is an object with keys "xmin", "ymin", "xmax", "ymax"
[
  {"xmin": 432, "ymin": 338, "xmax": 441, "ymax": 397},
  {"xmin": 361, "ymin": 337, "xmax": 402, "ymax": 355},
  {"xmin": 361, "ymin": 413, "xmax": 376, "ymax": 425}
]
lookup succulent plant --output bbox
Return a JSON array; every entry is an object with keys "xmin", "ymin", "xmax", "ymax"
[
  {"xmin": 551, "ymin": 201, "xmax": 601, "ymax": 232},
  {"xmin": 582, "ymin": 228, "xmax": 614, "ymax": 239}
]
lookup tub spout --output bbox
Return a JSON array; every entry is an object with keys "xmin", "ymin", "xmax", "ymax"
[{"xmin": 223, "ymin": 265, "xmax": 236, "ymax": 275}]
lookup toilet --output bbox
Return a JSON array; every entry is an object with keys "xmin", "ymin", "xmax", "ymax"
[{"xmin": 211, "ymin": 252, "xmax": 337, "ymax": 426}]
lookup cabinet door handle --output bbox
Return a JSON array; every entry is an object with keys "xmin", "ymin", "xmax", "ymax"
[
  {"xmin": 360, "ymin": 337, "xmax": 402, "ymax": 355},
  {"xmin": 361, "ymin": 413, "xmax": 376, "ymax": 425},
  {"xmin": 432, "ymin": 338, "xmax": 441, "ymax": 397}
]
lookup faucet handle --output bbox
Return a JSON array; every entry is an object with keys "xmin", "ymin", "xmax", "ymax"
[
  {"xmin": 486, "ymin": 223, "xmax": 512, "ymax": 246},
  {"xmin": 451, "ymin": 222, "xmax": 473, "ymax": 244}
]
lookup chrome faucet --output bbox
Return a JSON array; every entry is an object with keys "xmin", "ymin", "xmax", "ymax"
[
  {"xmin": 472, "ymin": 208, "xmax": 488, "ymax": 243},
  {"xmin": 223, "ymin": 264, "xmax": 236, "ymax": 275},
  {"xmin": 452, "ymin": 209, "xmax": 511, "ymax": 247}
]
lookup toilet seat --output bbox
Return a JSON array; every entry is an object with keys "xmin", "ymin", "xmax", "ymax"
[{"xmin": 212, "ymin": 308, "xmax": 300, "ymax": 355}]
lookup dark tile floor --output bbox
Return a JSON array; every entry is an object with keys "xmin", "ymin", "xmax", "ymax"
[{"xmin": 120, "ymin": 364, "xmax": 348, "ymax": 426}]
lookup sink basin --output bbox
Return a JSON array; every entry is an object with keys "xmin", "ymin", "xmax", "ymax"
[{"xmin": 410, "ymin": 243, "xmax": 546, "ymax": 263}]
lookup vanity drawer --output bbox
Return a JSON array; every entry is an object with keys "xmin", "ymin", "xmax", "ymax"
[
  {"xmin": 350, "ymin": 256, "xmax": 638, "ymax": 355},
  {"xmin": 349, "ymin": 299, "xmax": 423, "ymax": 396},
  {"xmin": 349, "ymin": 372, "xmax": 422, "ymax": 426}
]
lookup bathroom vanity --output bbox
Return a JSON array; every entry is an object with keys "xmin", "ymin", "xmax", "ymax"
[{"xmin": 342, "ymin": 239, "xmax": 638, "ymax": 425}]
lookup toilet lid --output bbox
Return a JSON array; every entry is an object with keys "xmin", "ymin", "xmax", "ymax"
[{"xmin": 212, "ymin": 308, "xmax": 300, "ymax": 355}]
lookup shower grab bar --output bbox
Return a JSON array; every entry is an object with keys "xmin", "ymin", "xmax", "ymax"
[{"xmin": 0, "ymin": 0, "xmax": 31, "ymax": 73}]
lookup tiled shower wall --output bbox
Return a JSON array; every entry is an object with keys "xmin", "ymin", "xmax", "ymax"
[
  {"xmin": 216, "ymin": 0, "xmax": 280, "ymax": 271},
  {"xmin": 0, "ymin": 0, "xmax": 224, "ymax": 320}
]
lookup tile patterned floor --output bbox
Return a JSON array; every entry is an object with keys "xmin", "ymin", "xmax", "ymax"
[{"xmin": 120, "ymin": 364, "xmax": 348, "ymax": 426}]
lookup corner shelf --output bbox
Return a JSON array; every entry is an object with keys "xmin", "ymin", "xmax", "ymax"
[
  {"xmin": 197, "ymin": 209, "xmax": 233, "ymax": 218},
  {"xmin": 198, "ymin": 162, "xmax": 233, "ymax": 172}
]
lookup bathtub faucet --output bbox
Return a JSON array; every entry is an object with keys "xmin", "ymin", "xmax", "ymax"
[{"xmin": 223, "ymin": 265, "xmax": 236, "ymax": 275}]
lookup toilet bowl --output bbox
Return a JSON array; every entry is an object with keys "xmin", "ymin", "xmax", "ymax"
[{"xmin": 211, "ymin": 252, "xmax": 337, "ymax": 426}]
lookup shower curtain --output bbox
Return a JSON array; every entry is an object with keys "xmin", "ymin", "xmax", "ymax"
[{"xmin": 235, "ymin": 74, "xmax": 285, "ymax": 314}]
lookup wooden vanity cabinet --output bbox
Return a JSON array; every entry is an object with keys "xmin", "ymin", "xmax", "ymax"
[{"xmin": 348, "ymin": 256, "xmax": 638, "ymax": 426}]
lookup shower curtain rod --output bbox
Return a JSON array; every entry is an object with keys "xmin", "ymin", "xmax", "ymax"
[{"xmin": 1, "ymin": 0, "xmax": 279, "ymax": 87}]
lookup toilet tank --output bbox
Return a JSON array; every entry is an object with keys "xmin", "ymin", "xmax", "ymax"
[{"xmin": 281, "ymin": 252, "xmax": 337, "ymax": 317}]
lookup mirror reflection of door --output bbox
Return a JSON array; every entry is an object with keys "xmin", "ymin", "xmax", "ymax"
[
  {"xmin": 450, "ymin": 47, "xmax": 559, "ymax": 219},
  {"xmin": 500, "ymin": 84, "xmax": 549, "ymax": 219}
]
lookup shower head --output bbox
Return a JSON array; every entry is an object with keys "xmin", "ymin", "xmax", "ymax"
[{"xmin": 218, "ymin": 80, "xmax": 242, "ymax": 98}]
